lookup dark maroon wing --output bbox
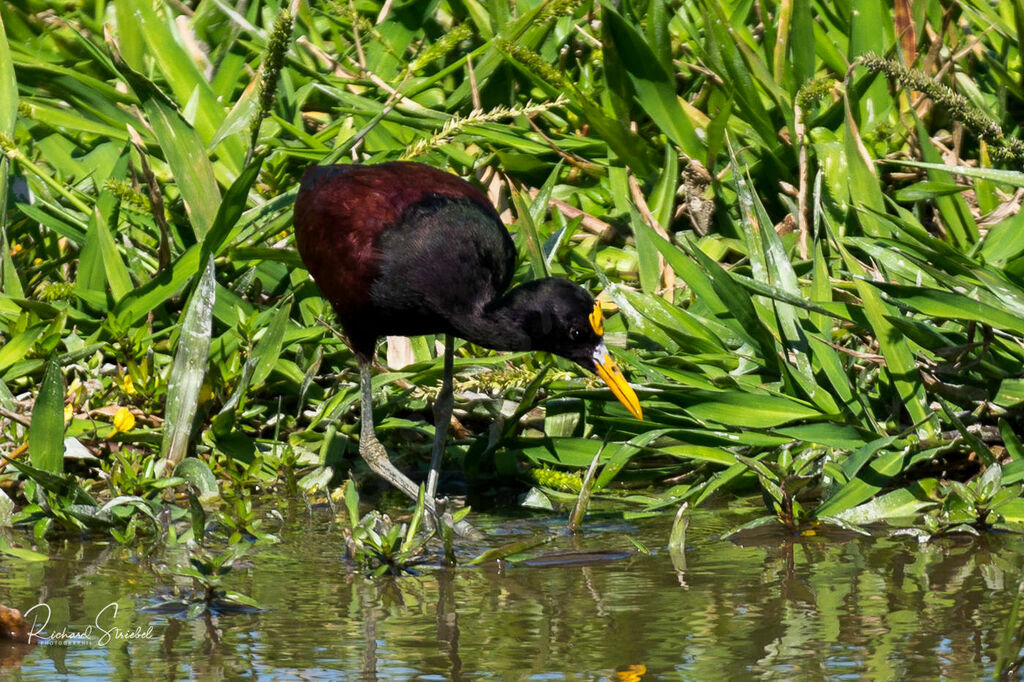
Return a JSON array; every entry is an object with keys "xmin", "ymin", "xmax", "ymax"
[{"xmin": 293, "ymin": 162, "xmax": 504, "ymax": 353}]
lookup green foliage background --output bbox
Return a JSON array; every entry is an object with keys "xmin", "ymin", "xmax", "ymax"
[{"xmin": 3, "ymin": 0, "xmax": 1024, "ymax": 538}]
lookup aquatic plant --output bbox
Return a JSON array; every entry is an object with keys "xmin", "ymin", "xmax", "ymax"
[{"xmin": 0, "ymin": 0, "xmax": 1023, "ymax": 552}]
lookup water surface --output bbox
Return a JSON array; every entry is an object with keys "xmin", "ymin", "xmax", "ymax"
[{"xmin": 2, "ymin": 503, "xmax": 1021, "ymax": 679}]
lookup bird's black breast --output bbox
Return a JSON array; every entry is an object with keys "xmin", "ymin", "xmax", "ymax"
[{"xmin": 366, "ymin": 197, "xmax": 516, "ymax": 337}]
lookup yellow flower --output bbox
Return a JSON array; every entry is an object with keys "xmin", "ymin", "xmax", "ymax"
[
  {"xmin": 123, "ymin": 374, "xmax": 136, "ymax": 395},
  {"xmin": 64, "ymin": 403, "xmax": 73, "ymax": 423},
  {"xmin": 9, "ymin": 243, "xmax": 22, "ymax": 256},
  {"xmin": 113, "ymin": 407, "xmax": 136, "ymax": 433},
  {"xmin": 615, "ymin": 665, "xmax": 647, "ymax": 682},
  {"xmin": 67, "ymin": 377, "xmax": 81, "ymax": 403}
]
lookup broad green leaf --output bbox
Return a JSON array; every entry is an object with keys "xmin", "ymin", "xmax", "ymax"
[
  {"xmin": 815, "ymin": 450, "xmax": 908, "ymax": 518},
  {"xmin": 0, "ymin": 324, "xmax": 45, "ymax": 376},
  {"xmin": 646, "ymin": 228, "xmax": 755, "ymax": 347},
  {"xmin": 162, "ymin": 256, "xmax": 216, "ymax": 466},
  {"xmin": 522, "ymin": 437, "xmax": 605, "ymax": 468},
  {"xmin": 730, "ymin": 146, "xmax": 839, "ymax": 415},
  {"xmin": 29, "ymin": 356, "xmax": 65, "ymax": 475},
  {"xmin": 842, "ymin": 99, "xmax": 889, "ymax": 236},
  {"xmin": 658, "ymin": 444, "xmax": 737, "ymax": 466},
  {"xmin": 3, "ymin": 457, "xmax": 96, "ymax": 505},
  {"xmin": 848, "ymin": 0, "xmax": 895, "ymax": 129},
  {"xmin": 113, "ymin": 1, "xmax": 147, "ymax": 72},
  {"xmin": 649, "ymin": 145, "xmax": 678, "ymax": 230},
  {"xmin": 913, "ymin": 115, "xmax": 978, "ymax": 247},
  {"xmin": 605, "ymin": 284, "xmax": 678, "ymax": 351},
  {"xmin": 629, "ymin": 205, "xmax": 660, "ymax": 295},
  {"xmin": 595, "ymin": 429, "xmax": 671, "ymax": 488},
  {"xmin": 836, "ymin": 436, "xmax": 899, "ymax": 483},
  {"xmin": 1001, "ymin": 419, "xmax": 1024, "ymax": 461},
  {"xmin": 78, "ymin": 192, "xmax": 133, "ymax": 302},
  {"xmin": 174, "ymin": 457, "xmax": 219, "ymax": 497},
  {"xmin": 772, "ymin": 423, "xmax": 869, "ymax": 450},
  {"xmin": 980, "ymin": 209, "xmax": 1024, "ymax": 266},
  {"xmin": 0, "ymin": 488, "xmax": 11, "ymax": 526},
  {"xmin": 699, "ymin": 1, "xmax": 776, "ymax": 147},
  {"xmin": 835, "ymin": 479, "xmax": 939, "ymax": 524},
  {"xmin": 677, "ymin": 389, "xmax": 822, "ymax": 428},
  {"xmin": 693, "ymin": 460, "xmax": 755, "ymax": 507},
  {"xmin": 101, "ymin": 496, "xmax": 159, "ymax": 521},
  {"xmin": 17, "ymin": 101, "xmax": 128, "ymax": 140},
  {"xmin": 0, "ymin": 539, "xmax": 48, "ymax": 562}
]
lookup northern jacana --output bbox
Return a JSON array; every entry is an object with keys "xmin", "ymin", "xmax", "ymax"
[{"xmin": 294, "ymin": 162, "xmax": 642, "ymax": 531}]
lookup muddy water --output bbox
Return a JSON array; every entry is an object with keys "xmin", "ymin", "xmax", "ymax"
[{"xmin": 2, "ymin": 503, "xmax": 1023, "ymax": 680}]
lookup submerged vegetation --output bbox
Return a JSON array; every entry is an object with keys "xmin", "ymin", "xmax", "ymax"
[{"xmin": 2, "ymin": 0, "xmax": 1024, "ymax": 582}]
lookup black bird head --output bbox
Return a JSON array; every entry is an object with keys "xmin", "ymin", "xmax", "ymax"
[{"xmin": 503, "ymin": 278, "xmax": 643, "ymax": 420}]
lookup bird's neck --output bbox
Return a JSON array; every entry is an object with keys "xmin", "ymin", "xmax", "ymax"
[{"xmin": 451, "ymin": 287, "xmax": 535, "ymax": 352}]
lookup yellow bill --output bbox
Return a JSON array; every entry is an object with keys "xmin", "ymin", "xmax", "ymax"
[{"xmin": 592, "ymin": 345, "xmax": 642, "ymax": 420}]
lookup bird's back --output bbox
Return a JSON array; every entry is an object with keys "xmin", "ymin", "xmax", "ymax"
[{"xmin": 294, "ymin": 162, "xmax": 514, "ymax": 354}]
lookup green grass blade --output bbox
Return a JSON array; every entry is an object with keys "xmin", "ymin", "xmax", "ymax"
[
  {"xmin": 838, "ymin": 238, "xmax": 935, "ymax": 436},
  {"xmin": 0, "ymin": 12, "xmax": 14, "ymax": 136},
  {"xmin": 0, "ymin": 10, "xmax": 21, "ymax": 299},
  {"xmin": 144, "ymin": 99, "xmax": 221, "ymax": 240},
  {"xmin": 629, "ymin": 204, "xmax": 660, "ymax": 295},
  {"xmin": 886, "ymin": 159, "xmax": 1024, "ymax": 188},
  {"xmin": 871, "ymin": 281, "xmax": 1024, "ymax": 335},
  {"xmin": 122, "ymin": 0, "xmax": 242, "ymax": 169},
  {"xmin": 93, "ymin": 192, "xmax": 134, "ymax": 301},
  {"xmin": 201, "ymin": 154, "xmax": 265, "ymax": 259},
  {"xmin": 730, "ymin": 145, "xmax": 839, "ymax": 414},
  {"xmin": 114, "ymin": 246, "xmax": 201, "ymax": 326},
  {"xmin": 250, "ymin": 300, "xmax": 292, "ymax": 388},
  {"xmin": 842, "ymin": 101, "xmax": 889, "ymax": 237},
  {"xmin": 509, "ymin": 185, "xmax": 549, "ymax": 279},
  {"xmin": 913, "ymin": 115, "xmax": 978, "ymax": 247},
  {"xmin": 601, "ymin": 2, "xmax": 702, "ymax": 158}
]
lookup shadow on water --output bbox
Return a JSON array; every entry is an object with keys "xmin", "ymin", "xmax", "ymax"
[{"xmin": 1, "ymin": 503, "xmax": 1024, "ymax": 679}]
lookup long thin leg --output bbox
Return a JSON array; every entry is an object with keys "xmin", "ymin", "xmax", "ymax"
[
  {"xmin": 426, "ymin": 335, "xmax": 454, "ymax": 504},
  {"xmin": 357, "ymin": 357, "xmax": 480, "ymax": 539},
  {"xmin": 358, "ymin": 358, "xmax": 422, "ymax": 501}
]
